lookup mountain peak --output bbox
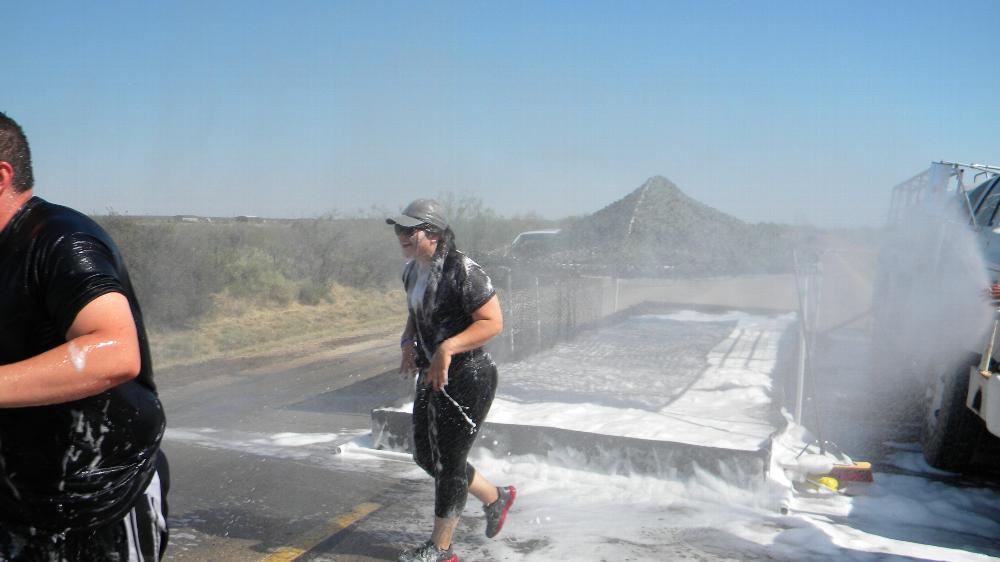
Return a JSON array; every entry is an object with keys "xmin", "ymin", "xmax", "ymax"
[
  {"xmin": 639, "ymin": 175, "xmax": 679, "ymax": 192},
  {"xmin": 553, "ymin": 175, "xmax": 793, "ymax": 275}
]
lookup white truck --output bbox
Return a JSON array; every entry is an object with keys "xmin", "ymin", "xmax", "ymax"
[
  {"xmin": 509, "ymin": 229, "xmax": 561, "ymax": 260},
  {"xmin": 877, "ymin": 161, "xmax": 1000, "ymax": 472}
]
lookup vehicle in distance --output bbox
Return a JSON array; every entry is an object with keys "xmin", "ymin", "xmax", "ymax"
[{"xmin": 510, "ymin": 229, "xmax": 561, "ymax": 260}]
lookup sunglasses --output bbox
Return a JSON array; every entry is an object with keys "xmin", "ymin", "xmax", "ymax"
[{"xmin": 394, "ymin": 223, "xmax": 427, "ymax": 237}]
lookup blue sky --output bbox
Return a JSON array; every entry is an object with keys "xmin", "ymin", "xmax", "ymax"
[{"xmin": 5, "ymin": 1, "xmax": 999, "ymax": 226}]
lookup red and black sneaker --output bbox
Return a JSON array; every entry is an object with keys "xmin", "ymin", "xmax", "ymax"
[{"xmin": 483, "ymin": 485, "xmax": 517, "ymax": 538}]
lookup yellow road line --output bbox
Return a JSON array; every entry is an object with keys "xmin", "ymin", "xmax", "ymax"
[{"xmin": 260, "ymin": 502, "xmax": 381, "ymax": 562}]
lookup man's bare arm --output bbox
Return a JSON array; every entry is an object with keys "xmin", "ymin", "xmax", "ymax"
[{"xmin": 0, "ymin": 292, "xmax": 141, "ymax": 407}]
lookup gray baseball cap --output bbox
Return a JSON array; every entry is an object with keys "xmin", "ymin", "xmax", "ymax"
[{"xmin": 386, "ymin": 198, "xmax": 449, "ymax": 231}]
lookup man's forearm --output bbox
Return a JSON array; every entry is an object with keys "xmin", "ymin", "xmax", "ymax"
[{"xmin": 0, "ymin": 332, "xmax": 140, "ymax": 408}]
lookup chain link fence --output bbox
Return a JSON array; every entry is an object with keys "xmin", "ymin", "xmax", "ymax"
[
  {"xmin": 487, "ymin": 264, "xmax": 614, "ymax": 361},
  {"xmin": 480, "ymin": 256, "xmax": 802, "ymax": 363}
]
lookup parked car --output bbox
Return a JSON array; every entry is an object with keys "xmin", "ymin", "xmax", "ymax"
[{"xmin": 510, "ymin": 229, "xmax": 560, "ymax": 260}]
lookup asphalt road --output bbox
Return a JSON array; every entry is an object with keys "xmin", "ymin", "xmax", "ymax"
[{"xmin": 159, "ymin": 332, "xmax": 418, "ymax": 562}]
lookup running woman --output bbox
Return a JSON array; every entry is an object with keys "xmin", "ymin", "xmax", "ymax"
[{"xmin": 388, "ymin": 199, "xmax": 516, "ymax": 562}]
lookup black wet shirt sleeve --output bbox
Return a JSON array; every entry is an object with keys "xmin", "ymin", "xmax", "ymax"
[
  {"xmin": 460, "ymin": 257, "xmax": 496, "ymax": 315},
  {"xmin": 39, "ymin": 232, "xmax": 125, "ymax": 338}
]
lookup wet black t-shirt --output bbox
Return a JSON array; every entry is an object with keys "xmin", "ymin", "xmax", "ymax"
[
  {"xmin": 0, "ymin": 197, "xmax": 165, "ymax": 532},
  {"xmin": 403, "ymin": 247, "xmax": 496, "ymax": 369}
]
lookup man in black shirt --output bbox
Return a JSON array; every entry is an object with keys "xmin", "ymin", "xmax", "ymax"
[{"xmin": 0, "ymin": 112, "xmax": 168, "ymax": 560}]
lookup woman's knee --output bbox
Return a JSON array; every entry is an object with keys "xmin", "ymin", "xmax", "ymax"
[
  {"xmin": 412, "ymin": 450, "xmax": 436, "ymax": 476},
  {"xmin": 435, "ymin": 474, "xmax": 471, "ymax": 518}
]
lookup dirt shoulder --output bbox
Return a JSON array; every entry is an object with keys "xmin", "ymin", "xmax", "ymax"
[{"xmin": 150, "ymin": 285, "xmax": 407, "ymax": 374}]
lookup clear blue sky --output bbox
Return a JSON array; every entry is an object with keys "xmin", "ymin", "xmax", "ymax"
[{"xmin": 5, "ymin": 0, "xmax": 998, "ymax": 226}]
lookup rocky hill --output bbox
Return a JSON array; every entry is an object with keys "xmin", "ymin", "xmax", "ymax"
[{"xmin": 552, "ymin": 176, "xmax": 797, "ymax": 276}]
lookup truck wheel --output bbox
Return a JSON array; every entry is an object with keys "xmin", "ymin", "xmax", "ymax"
[{"xmin": 920, "ymin": 353, "xmax": 984, "ymax": 471}]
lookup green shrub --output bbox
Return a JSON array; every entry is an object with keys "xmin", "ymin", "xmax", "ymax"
[
  {"xmin": 298, "ymin": 281, "xmax": 332, "ymax": 305},
  {"xmin": 98, "ymin": 215, "xmax": 225, "ymax": 329}
]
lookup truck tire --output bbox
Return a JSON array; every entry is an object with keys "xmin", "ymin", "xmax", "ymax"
[{"xmin": 920, "ymin": 353, "xmax": 986, "ymax": 471}]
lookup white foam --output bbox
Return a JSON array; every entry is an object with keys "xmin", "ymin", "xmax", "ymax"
[
  {"xmin": 170, "ymin": 309, "xmax": 1000, "ymax": 560},
  {"xmin": 394, "ymin": 311, "xmax": 792, "ymax": 448},
  {"xmin": 255, "ymin": 432, "xmax": 340, "ymax": 447}
]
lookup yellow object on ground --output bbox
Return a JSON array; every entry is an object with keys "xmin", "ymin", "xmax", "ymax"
[{"xmin": 816, "ymin": 477, "xmax": 839, "ymax": 491}]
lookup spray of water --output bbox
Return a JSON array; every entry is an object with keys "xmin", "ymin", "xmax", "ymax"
[{"xmin": 871, "ymin": 164, "xmax": 994, "ymax": 409}]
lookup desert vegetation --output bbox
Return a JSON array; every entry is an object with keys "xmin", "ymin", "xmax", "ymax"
[
  {"xmin": 95, "ymin": 196, "xmax": 552, "ymax": 366},
  {"xmin": 95, "ymin": 184, "xmax": 810, "ymax": 367}
]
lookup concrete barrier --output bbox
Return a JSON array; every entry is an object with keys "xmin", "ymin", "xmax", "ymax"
[
  {"xmin": 371, "ymin": 408, "xmax": 773, "ymax": 485},
  {"xmin": 370, "ymin": 302, "xmax": 798, "ymax": 487}
]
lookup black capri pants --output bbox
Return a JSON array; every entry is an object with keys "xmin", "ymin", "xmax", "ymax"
[{"xmin": 412, "ymin": 358, "xmax": 498, "ymax": 519}]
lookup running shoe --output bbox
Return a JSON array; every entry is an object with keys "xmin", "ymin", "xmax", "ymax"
[
  {"xmin": 397, "ymin": 540, "xmax": 457, "ymax": 562},
  {"xmin": 483, "ymin": 485, "xmax": 516, "ymax": 538}
]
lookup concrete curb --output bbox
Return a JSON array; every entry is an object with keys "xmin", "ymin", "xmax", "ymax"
[{"xmin": 371, "ymin": 408, "xmax": 771, "ymax": 485}]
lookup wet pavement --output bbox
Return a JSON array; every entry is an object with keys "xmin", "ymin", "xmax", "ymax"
[{"xmin": 158, "ymin": 263, "xmax": 1000, "ymax": 561}]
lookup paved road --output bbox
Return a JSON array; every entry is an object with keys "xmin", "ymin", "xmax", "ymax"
[{"xmin": 160, "ymin": 332, "xmax": 416, "ymax": 562}]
